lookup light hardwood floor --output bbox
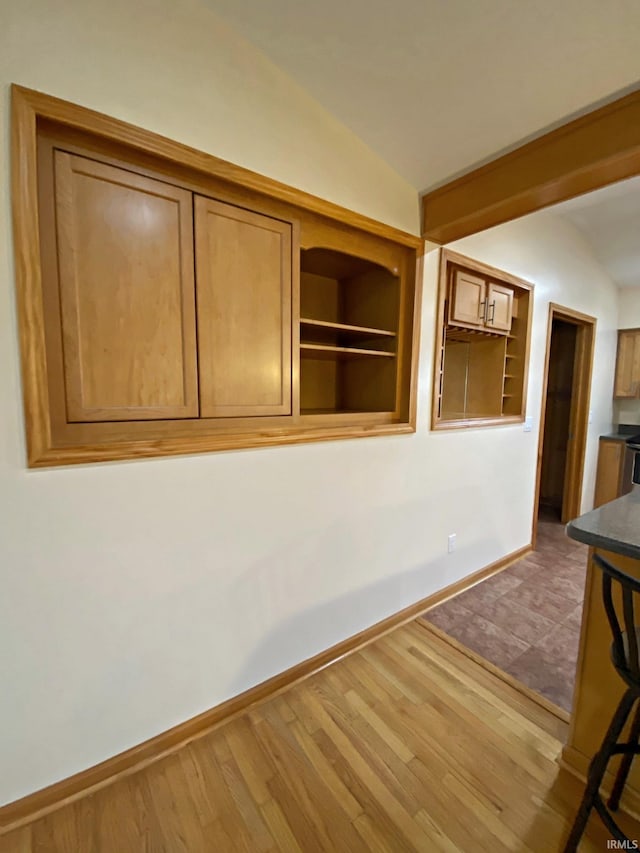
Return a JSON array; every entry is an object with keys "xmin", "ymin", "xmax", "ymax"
[{"xmin": 2, "ymin": 620, "xmax": 638, "ymax": 852}]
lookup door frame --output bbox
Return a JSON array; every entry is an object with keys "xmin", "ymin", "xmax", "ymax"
[{"xmin": 532, "ymin": 304, "xmax": 596, "ymax": 547}]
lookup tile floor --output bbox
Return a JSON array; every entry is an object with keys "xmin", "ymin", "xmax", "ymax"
[{"xmin": 419, "ymin": 513, "xmax": 589, "ymax": 711}]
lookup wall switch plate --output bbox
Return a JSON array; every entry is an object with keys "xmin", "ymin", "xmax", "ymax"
[
  {"xmin": 448, "ymin": 533, "xmax": 456, "ymax": 553},
  {"xmin": 523, "ymin": 416, "xmax": 533, "ymax": 432},
  {"xmin": 588, "ymin": 409, "xmax": 593, "ymax": 425}
]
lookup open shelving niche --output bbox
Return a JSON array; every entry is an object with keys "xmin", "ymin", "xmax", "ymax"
[
  {"xmin": 436, "ymin": 265, "xmax": 531, "ymax": 423},
  {"xmin": 299, "ymin": 248, "xmax": 399, "ymax": 416}
]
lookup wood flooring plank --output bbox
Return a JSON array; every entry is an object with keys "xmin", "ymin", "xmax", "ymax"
[
  {"xmin": 253, "ymin": 705, "xmax": 369, "ymax": 852},
  {"xmin": 287, "ymin": 719, "xmax": 363, "ymax": 821},
  {"xmin": 344, "ymin": 688, "xmax": 414, "ymax": 763},
  {"xmin": 311, "ymin": 728, "xmax": 416, "ymax": 853},
  {"xmin": 176, "ymin": 746, "xmax": 220, "ymax": 826},
  {"xmin": 3, "ymin": 617, "xmax": 639, "ymax": 853},
  {"xmin": 224, "ymin": 717, "xmax": 275, "ymax": 807},
  {"xmin": 258, "ymin": 799, "xmax": 304, "ymax": 853},
  {"xmin": 303, "ymin": 690, "xmax": 432, "ymax": 850},
  {"xmin": 209, "ymin": 739, "xmax": 275, "ymax": 853},
  {"xmin": 142, "ymin": 761, "xmax": 208, "ymax": 853}
]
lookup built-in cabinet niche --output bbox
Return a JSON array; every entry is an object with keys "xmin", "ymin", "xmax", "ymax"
[
  {"xmin": 432, "ymin": 250, "xmax": 533, "ymax": 429},
  {"xmin": 13, "ymin": 86, "xmax": 421, "ymax": 466},
  {"xmin": 299, "ymin": 248, "xmax": 399, "ymax": 415}
]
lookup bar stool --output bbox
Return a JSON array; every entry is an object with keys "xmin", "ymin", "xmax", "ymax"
[{"xmin": 564, "ymin": 553, "xmax": 640, "ymax": 851}]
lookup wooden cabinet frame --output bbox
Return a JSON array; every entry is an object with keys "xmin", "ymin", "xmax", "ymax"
[
  {"xmin": 11, "ymin": 85, "xmax": 423, "ymax": 466},
  {"xmin": 614, "ymin": 328, "xmax": 640, "ymax": 399},
  {"xmin": 432, "ymin": 249, "xmax": 533, "ymax": 430}
]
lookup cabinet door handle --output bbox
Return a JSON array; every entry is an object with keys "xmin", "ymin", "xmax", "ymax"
[
  {"xmin": 479, "ymin": 299, "xmax": 487, "ymax": 322},
  {"xmin": 487, "ymin": 301, "xmax": 496, "ymax": 324}
]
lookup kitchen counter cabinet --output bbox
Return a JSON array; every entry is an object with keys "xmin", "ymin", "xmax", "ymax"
[{"xmin": 563, "ymin": 491, "xmax": 640, "ymax": 815}]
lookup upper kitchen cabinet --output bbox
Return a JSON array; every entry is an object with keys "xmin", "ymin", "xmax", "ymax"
[
  {"xmin": 614, "ymin": 329, "xmax": 640, "ymax": 398},
  {"xmin": 50, "ymin": 152, "xmax": 199, "ymax": 422},
  {"xmin": 12, "ymin": 86, "xmax": 422, "ymax": 466},
  {"xmin": 432, "ymin": 250, "xmax": 533, "ymax": 429},
  {"xmin": 448, "ymin": 268, "xmax": 514, "ymax": 335},
  {"xmin": 194, "ymin": 197, "xmax": 292, "ymax": 418}
]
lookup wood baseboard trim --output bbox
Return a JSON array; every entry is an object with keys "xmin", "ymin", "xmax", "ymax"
[
  {"xmin": 417, "ymin": 543, "xmax": 532, "ymax": 614},
  {"xmin": 419, "ymin": 620, "xmax": 570, "ymax": 724},
  {"xmin": 0, "ymin": 542, "xmax": 531, "ymax": 835}
]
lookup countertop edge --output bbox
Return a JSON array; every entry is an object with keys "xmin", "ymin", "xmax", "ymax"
[{"xmin": 566, "ymin": 490, "xmax": 640, "ymax": 561}]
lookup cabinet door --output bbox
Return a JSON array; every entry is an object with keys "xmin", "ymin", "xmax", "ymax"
[
  {"xmin": 614, "ymin": 330, "xmax": 640, "ymax": 398},
  {"xmin": 448, "ymin": 270, "xmax": 486, "ymax": 328},
  {"xmin": 54, "ymin": 152, "xmax": 198, "ymax": 422},
  {"xmin": 593, "ymin": 439, "xmax": 624, "ymax": 508},
  {"xmin": 486, "ymin": 283, "xmax": 513, "ymax": 333},
  {"xmin": 195, "ymin": 197, "xmax": 292, "ymax": 418}
]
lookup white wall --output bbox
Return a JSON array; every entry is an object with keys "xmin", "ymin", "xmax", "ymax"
[
  {"xmin": 618, "ymin": 288, "xmax": 640, "ymax": 329},
  {"xmin": 0, "ymin": 0, "xmax": 620, "ymax": 805},
  {"xmin": 614, "ymin": 288, "xmax": 640, "ymax": 424}
]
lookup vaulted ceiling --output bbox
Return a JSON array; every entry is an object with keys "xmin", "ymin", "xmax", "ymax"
[
  {"xmin": 553, "ymin": 178, "xmax": 640, "ymax": 289},
  {"xmin": 205, "ymin": 0, "xmax": 640, "ymax": 191}
]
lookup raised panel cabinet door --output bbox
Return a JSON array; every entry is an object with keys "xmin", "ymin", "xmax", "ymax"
[
  {"xmin": 448, "ymin": 269, "xmax": 486, "ymax": 328},
  {"xmin": 614, "ymin": 330, "xmax": 640, "ymax": 398},
  {"xmin": 486, "ymin": 283, "xmax": 513, "ymax": 333},
  {"xmin": 54, "ymin": 151, "xmax": 198, "ymax": 421},
  {"xmin": 194, "ymin": 197, "xmax": 292, "ymax": 417},
  {"xmin": 593, "ymin": 439, "xmax": 623, "ymax": 508}
]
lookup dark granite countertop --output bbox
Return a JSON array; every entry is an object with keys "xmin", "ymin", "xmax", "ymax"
[
  {"xmin": 600, "ymin": 425, "xmax": 640, "ymax": 442},
  {"xmin": 600, "ymin": 433, "xmax": 631, "ymax": 442},
  {"xmin": 567, "ymin": 489, "xmax": 640, "ymax": 559}
]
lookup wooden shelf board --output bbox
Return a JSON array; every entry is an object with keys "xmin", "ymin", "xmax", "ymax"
[
  {"xmin": 301, "ymin": 408, "xmax": 394, "ymax": 415},
  {"xmin": 300, "ymin": 343, "xmax": 395, "ymax": 360},
  {"xmin": 300, "ymin": 317, "xmax": 396, "ymax": 338}
]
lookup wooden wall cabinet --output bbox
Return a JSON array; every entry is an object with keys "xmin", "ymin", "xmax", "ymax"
[
  {"xmin": 432, "ymin": 250, "xmax": 533, "ymax": 429},
  {"xmin": 593, "ymin": 437, "xmax": 632, "ymax": 508},
  {"xmin": 194, "ymin": 197, "xmax": 292, "ymax": 418},
  {"xmin": 51, "ymin": 153, "xmax": 199, "ymax": 423},
  {"xmin": 448, "ymin": 270, "xmax": 513, "ymax": 335},
  {"xmin": 12, "ymin": 86, "xmax": 422, "ymax": 466},
  {"xmin": 614, "ymin": 329, "xmax": 640, "ymax": 398}
]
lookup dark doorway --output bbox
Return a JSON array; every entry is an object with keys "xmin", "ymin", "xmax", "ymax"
[
  {"xmin": 532, "ymin": 304, "xmax": 596, "ymax": 545},
  {"xmin": 538, "ymin": 320, "xmax": 578, "ymax": 522}
]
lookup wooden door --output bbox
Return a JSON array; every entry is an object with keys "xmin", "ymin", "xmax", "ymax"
[
  {"xmin": 194, "ymin": 197, "xmax": 292, "ymax": 418},
  {"xmin": 614, "ymin": 329, "xmax": 640, "ymax": 398},
  {"xmin": 54, "ymin": 152, "xmax": 199, "ymax": 421},
  {"xmin": 448, "ymin": 270, "xmax": 486, "ymax": 328},
  {"xmin": 486, "ymin": 283, "xmax": 513, "ymax": 333}
]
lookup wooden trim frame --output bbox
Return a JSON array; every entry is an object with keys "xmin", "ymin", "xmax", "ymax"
[
  {"xmin": 431, "ymin": 249, "xmax": 534, "ymax": 430},
  {"xmin": 11, "ymin": 85, "xmax": 422, "ymax": 467},
  {"xmin": 532, "ymin": 304, "xmax": 596, "ymax": 545},
  {"xmin": 0, "ymin": 542, "xmax": 530, "ymax": 835},
  {"xmin": 422, "ymin": 87, "xmax": 640, "ymax": 243}
]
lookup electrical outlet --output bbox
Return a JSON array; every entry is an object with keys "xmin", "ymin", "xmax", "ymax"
[{"xmin": 448, "ymin": 533, "xmax": 456, "ymax": 553}]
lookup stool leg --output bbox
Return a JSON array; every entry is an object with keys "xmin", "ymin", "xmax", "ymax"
[
  {"xmin": 609, "ymin": 696, "xmax": 640, "ymax": 811},
  {"xmin": 564, "ymin": 689, "xmax": 635, "ymax": 853}
]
